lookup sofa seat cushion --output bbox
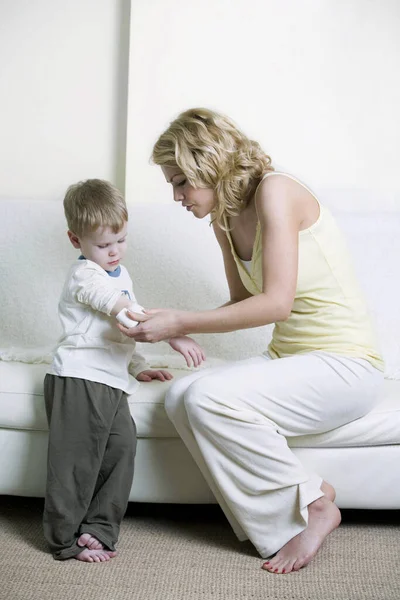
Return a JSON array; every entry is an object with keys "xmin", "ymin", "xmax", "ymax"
[
  {"xmin": 1, "ymin": 361, "xmax": 400, "ymax": 447},
  {"xmin": 0, "ymin": 361, "xmax": 190, "ymax": 438}
]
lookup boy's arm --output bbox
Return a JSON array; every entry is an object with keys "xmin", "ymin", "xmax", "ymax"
[
  {"xmin": 73, "ymin": 263, "xmax": 144, "ymax": 319},
  {"xmin": 73, "ymin": 264, "xmax": 130, "ymax": 315},
  {"xmin": 128, "ymin": 350, "xmax": 174, "ymax": 382},
  {"xmin": 127, "ymin": 349, "xmax": 149, "ymax": 378}
]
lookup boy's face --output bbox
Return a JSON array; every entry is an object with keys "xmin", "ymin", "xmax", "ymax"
[{"xmin": 68, "ymin": 223, "xmax": 128, "ymax": 272}]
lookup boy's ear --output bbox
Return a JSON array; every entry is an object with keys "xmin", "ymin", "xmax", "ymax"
[{"xmin": 67, "ymin": 230, "xmax": 81, "ymax": 249}]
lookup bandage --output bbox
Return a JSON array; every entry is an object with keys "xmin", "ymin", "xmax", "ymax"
[{"xmin": 116, "ymin": 303, "xmax": 145, "ymax": 328}]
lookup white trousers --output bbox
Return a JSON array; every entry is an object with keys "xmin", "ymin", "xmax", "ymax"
[{"xmin": 165, "ymin": 351, "xmax": 383, "ymax": 558}]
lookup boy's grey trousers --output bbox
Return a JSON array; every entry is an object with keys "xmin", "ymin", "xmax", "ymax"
[{"xmin": 43, "ymin": 374, "xmax": 137, "ymax": 560}]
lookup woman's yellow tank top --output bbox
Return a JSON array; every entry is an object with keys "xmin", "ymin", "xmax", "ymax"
[{"xmin": 225, "ymin": 172, "xmax": 384, "ymax": 371}]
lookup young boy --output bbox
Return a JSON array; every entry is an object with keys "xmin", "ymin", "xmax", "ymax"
[{"xmin": 44, "ymin": 179, "xmax": 205, "ymax": 563}]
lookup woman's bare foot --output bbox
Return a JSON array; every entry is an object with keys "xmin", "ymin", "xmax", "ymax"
[
  {"xmin": 74, "ymin": 548, "xmax": 117, "ymax": 563},
  {"xmin": 77, "ymin": 533, "xmax": 103, "ymax": 550},
  {"xmin": 320, "ymin": 480, "xmax": 336, "ymax": 502},
  {"xmin": 262, "ymin": 496, "xmax": 341, "ymax": 574}
]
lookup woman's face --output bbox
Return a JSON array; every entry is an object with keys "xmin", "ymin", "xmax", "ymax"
[{"xmin": 162, "ymin": 166, "xmax": 216, "ymax": 219}]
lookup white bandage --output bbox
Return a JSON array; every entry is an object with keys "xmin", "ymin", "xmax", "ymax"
[{"xmin": 116, "ymin": 303, "xmax": 145, "ymax": 328}]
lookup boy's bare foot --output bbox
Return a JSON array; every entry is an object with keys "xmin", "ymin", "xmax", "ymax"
[
  {"xmin": 262, "ymin": 496, "xmax": 341, "ymax": 574},
  {"xmin": 74, "ymin": 548, "xmax": 117, "ymax": 563},
  {"xmin": 77, "ymin": 533, "xmax": 103, "ymax": 550}
]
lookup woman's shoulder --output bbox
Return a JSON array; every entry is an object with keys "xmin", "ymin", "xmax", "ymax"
[
  {"xmin": 254, "ymin": 172, "xmax": 299, "ymax": 216},
  {"xmin": 256, "ymin": 172, "xmax": 308, "ymax": 195},
  {"xmin": 254, "ymin": 172, "xmax": 322, "ymax": 230}
]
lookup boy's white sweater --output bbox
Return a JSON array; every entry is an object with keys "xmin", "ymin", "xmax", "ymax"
[{"xmin": 47, "ymin": 259, "xmax": 147, "ymax": 394}]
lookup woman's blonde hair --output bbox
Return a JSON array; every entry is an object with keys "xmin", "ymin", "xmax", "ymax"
[
  {"xmin": 63, "ymin": 179, "xmax": 128, "ymax": 238},
  {"xmin": 151, "ymin": 108, "xmax": 274, "ymax": 228}
]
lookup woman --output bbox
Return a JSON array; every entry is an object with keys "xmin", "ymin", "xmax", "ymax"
[{"xmin": 119, "ymin": 108, "xmax": 384, "ymax": 573}]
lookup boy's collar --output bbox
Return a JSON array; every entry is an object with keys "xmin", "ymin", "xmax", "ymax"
[{"xmin": 106, "ymin": 266, "xmax": 122, "ymax": 277}]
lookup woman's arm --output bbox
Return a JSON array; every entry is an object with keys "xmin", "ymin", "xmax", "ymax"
[
  {"xmin": 181, "ymin": 177, "xmax": 299, "ymax": 332},
  {"xmin": 119, "ymin": 176, "xmax": 300, "ymax": 342}
]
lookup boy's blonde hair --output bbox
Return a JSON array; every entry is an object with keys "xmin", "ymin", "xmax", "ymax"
[
  {"xmin": 151, "ymin": 108, "xmax": 274, "ymax": 228},
  {"xmin": 63, "ymin": 179, "xmax": 128, "ymax": 238}
]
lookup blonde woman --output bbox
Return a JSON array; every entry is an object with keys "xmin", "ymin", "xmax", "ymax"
[{"xmin": 119, "ymin": 108, "xmax": 384, "ymax": 573}]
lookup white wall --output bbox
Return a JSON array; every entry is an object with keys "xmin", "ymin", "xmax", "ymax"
[
  {"xmin": 126, "ymin": 0, "xmax": 400, "ymax": 211},
  {"xmin": 0, "ymin": 0, "xmax": 130, "ymax": 201}
]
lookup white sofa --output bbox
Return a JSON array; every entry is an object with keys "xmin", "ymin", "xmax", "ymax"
[{"xmin": 1, "ymin": 197, "xmax": 399, "ymax": 509}]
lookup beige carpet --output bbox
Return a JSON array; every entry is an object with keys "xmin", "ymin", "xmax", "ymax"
[{"xmin": 0, "ymin": 497, "xmax": 399, "ymax": 600}]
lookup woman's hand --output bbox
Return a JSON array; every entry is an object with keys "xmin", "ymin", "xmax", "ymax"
[
  {"xmin": 117, "ymin": 308, "xmax": 187, "ymax": 342},
  {"xmin": 168, "ymin": 336, "xmax": 206, "ymax": 367}
]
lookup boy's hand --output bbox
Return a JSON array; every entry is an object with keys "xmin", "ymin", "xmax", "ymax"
[
  {"xmin": 136, "ymin": 369, "xmax": 173, "ymax": 382},
  {"xmin": 169, "ymin": 336, "xmax": 206, "ymax": 368}
]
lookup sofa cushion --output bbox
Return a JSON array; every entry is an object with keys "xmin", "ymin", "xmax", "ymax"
[
  {"xmin": 0, "ymin": 361, "xmax": 187, "ymax": 438},
  {"xmin": 334, "ymin": 210, "xmax": 400, "ymax": 380},
  {"xmin": 1, "ymin": 361, "xmax": 399, "ymax": 447}
]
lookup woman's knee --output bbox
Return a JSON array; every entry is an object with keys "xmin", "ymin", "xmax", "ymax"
[
  {"xmin": 165, "ymin": 370, "xmax": 213, "ymax": 420},
  {"xmin": 183, "ymin": 377, "xmax": 220, "ymax": 425},
  {"xmin": 164, "ymin": 377, "xmax": 192, "ymax": 421}
]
